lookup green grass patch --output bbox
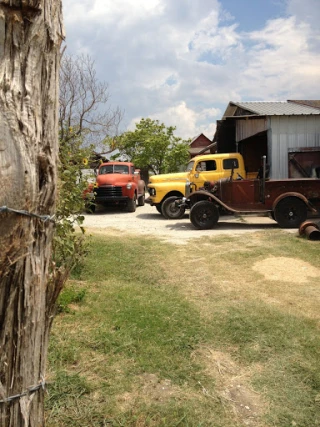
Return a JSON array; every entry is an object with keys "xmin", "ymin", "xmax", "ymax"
[
  {"xmin": 211, "ymin": 302, "xmax": 320, "ymax": 362},
  {"xmin": 56, "ymin": 283, "xmax": 86, "ymax": 313},
  {"xmin": 46, "ymin": 231, "xmax": 320, "ymax": 427}
]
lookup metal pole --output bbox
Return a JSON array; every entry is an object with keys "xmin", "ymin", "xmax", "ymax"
[{"xmin": 260, "ymin": 155, "xmax": 267, "ymax": 203}]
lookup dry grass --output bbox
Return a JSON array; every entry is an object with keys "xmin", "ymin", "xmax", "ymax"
[
  {"xmin": 167, "ymin": 231, "xmax": 320, "ymax": 321},
  {"xmin": 46, "ymin": 230, "xmax": 320, "ymax": 427},
  {"xmin": 192, "ymin": 347, "xmax": 268, "ymax": 427}
]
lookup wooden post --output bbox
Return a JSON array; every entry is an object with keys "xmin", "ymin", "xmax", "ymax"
[{"xmin": 0, "ymin": 1, "xmax": 63, "ymax": 425}]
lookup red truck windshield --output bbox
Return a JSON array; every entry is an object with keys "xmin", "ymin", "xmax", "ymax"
[{"xmin": 100, "ymin": 165, "xmax": 129, "ymax": 174}]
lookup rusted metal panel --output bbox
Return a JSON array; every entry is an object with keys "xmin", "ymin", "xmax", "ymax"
[
  {"xmin": 264, "ymin": 180, "xmax": 320, "ymax": 210},
  {"xmin": 215, "ymin": 178, "xmax": 320, "ymax": 212},
  {"xmin": 288, "ymin": 148, "xmax": 320, "ymax": 178},
  {"xmin": 299, "ymin": 220, "xmax": 320, "ymax": 240},
  {"xmin": 218, "ymin": 180, "xmax": 261, "ymax": 206}
]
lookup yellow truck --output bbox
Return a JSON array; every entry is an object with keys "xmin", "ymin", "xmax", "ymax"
[{"xmin": 146, "ymin": 152, "xmax": 246, "ymax": 219}]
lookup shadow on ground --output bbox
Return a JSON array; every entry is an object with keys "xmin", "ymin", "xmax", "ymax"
[{"xmin": 163, "ymin": 220, "xmax": 279, "ymax": 232}]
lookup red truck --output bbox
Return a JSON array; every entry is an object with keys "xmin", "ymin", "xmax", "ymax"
[
  {"xmin": 180, "ymin": 157, "xmax": 320, "ymax": 229},
  {"xmin": 84, "ymin": 161, "xmax": 146, "ymax": 213}
]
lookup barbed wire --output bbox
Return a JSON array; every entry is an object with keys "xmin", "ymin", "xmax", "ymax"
[
  {"xmin": 0, "ymin": 379, "xmax": 46, "ymax": 404},
  {"xmin": 0, "ymin": 206, "xmax": 55, "ymax": 223}
]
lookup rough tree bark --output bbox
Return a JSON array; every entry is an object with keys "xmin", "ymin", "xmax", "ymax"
[{"xmin": 0, "ymin": 1, "xmax": 63, "ymax": 425}]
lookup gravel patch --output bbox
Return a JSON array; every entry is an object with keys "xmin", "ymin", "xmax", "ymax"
[{"xmin": 82, "ymin": 203, "xmax": 295, "ymax": 245}]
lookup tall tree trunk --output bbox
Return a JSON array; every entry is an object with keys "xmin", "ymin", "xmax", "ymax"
[{"xmin": 0, "ymin": 1, "xmax": 63, "ymax": 425}]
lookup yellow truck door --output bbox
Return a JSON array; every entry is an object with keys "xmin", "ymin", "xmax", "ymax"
[
  {"xmin": 188, "ymin": 159, "xmax": 220, "ymax": 190},
  {"xmin": 188, "ymin": 155, "xmax": 244, "ymax": 190}
]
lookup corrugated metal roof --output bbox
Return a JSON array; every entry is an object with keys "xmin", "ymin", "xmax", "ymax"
[
  {"xmin": 228, "ymin": 101, "xmax": 320, "ymax": 116},
  {"xmin": 289, "ymin": 100, "xmax": 320, "ymax": 109}
]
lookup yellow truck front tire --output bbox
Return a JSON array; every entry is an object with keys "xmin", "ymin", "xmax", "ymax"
[{"xmin": 161, "ymin": 196, "xmax": 186, "ymax": 220}]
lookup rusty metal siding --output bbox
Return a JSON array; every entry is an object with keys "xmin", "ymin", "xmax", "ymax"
[
  {"xmin": 235, "ymin": 118, "xmax": 268, "ymax": 142},
  {"xmin": 270, "ymin": 116, "xmax": 320, "ymax": 179}
]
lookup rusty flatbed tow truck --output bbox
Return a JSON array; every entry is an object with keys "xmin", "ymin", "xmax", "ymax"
[{"xmin": 181, "ymin": 157, "xmax": 320, "ymax": 229}]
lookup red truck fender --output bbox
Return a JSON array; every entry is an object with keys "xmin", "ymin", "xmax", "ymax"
[
  {"xmin": 189, "ymin": 189, "xmax": 240, "ymax": 213},
  {"xmin": 137, "ymin": 180, "xmax": 145, "ymax": 207},
  {"xmin": 137, "ymin": 179, "xmax": 146, "ymax": 196},
  {"xmin": 272, "ymin": 192, "xmax": 317, "ymax": 213}
]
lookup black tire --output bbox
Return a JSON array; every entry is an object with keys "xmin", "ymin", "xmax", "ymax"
[
  {"xmin": 274, "ymin": 197, "xmax": 307, "ymax": 228},
  {"xmin": 138, "ymin": 194, "xmax": 145, "ymax": 206},
  {"xmin": 268, "ymin": 212, "xmax": 275, "ymax": 221},
  {"xmin": 156, "ymin": 205, "xmax": 162, "ymax": 214},
  {"xmin": 161, "ymin": 196, "xmax": 185, "ymax": 219},
  {"xmin": 85, "ymin": 201, "xmax": 96, "ymax": 213},
  {"xmin": 127, "ymin": 195, "xmax": 137, "ymax": 212},
  {"xmin": 189, "ymin": 200, "xmax": 219, "ymax": 230}
]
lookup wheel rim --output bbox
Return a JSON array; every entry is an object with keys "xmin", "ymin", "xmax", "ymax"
[
  {"xmin": 168, "ymin": 203, "xmax": 183, "ymax": 217},
  {"xmin": 162, "ymin": 197, "xmax": 185, "ymax": 219},
  {"xmin": 285, "ymin": 207, "xmax": 299, "ymax": 222},
  {"xmin": 195, "ymin": 206, "xmax": 214, "ymax": 226},
  {"xmin": 274, "ymin": 197, "xmax": 307, "ymax": 228}
]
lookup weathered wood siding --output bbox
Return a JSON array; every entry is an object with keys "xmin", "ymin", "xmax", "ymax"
[{"xmin": 190, "ymin": 134, "xmax": 212, "ymax": 149}]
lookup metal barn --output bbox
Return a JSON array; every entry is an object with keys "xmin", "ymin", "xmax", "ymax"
[{"xmin": 213, "ymin": 101, "xmax": 320, "ymax": 179}]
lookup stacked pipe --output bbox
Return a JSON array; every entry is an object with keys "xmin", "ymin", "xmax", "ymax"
[{"xmin": 299, "ymin": 220, "xmax": 320, "ymax": 241}]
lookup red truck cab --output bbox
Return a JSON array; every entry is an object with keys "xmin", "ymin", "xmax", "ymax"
[{"xmin": 84, "ymin": 161, "xmax": 145, "ymax": 212}]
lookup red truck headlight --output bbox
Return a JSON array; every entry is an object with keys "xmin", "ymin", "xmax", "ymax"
[{"xmin": 126, "ymin": 183, "xmax": 133, "ymax": 189}]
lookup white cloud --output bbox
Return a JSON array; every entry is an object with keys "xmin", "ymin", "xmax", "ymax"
[
  {"xmin": 237, "ymin": 16, "xmax": 320, "ymax": 98},
  {"xmin": 287, "ymin": 0, "xmax": 320, "ymax": 30},
  {"xmin": 62, "ymin": 0, "xmax": 320, "ymax": 141},
  {"xmin": 128, "ymin": 102, "xmax": 219, "ymax": 139},
  {"xmin": 64, "ymin": 0, "xmax": 164, "ymax": 26},
  {"xmin": 189, "ymin": 20, "xmax": 241, "ymax": 60}
]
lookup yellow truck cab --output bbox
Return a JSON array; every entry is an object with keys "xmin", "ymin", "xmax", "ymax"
[{"xmin": 146, "ymin": 152, "xmax": 246, "ymax": 218}]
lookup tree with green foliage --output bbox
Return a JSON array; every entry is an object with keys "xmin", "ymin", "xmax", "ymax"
[
  {"xmin": 53, "ymin": 130, "xmax": 92, "ymax": 275},
  {"xmin": 113, "ymin": 118, "xmax": 190, "ymax": 175}
]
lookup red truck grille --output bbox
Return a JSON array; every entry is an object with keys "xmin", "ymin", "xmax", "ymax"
[{"xmin": 95, "ymin": 186, "xmax": 123, "ymax": 198}]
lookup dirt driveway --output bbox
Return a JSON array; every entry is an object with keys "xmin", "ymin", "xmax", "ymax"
[{"xmin": 82, "ymin": 203, "xmax": 297, "ymax": 245}]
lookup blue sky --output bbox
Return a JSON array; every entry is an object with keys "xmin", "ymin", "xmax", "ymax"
[
  {"xmin": 219, "ymin": 0, "xmax": 286, "ymax": 31},
  {"xmin": 62, "ymin": 0, "xmax": 320, "ymax": 141}
]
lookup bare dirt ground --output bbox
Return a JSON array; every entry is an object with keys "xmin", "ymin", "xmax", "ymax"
[{"xmin": 82, "ymin": 202, "xmax": 297, "ymax": 245}]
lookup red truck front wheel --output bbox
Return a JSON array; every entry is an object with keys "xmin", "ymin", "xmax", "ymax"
[
  {"xmin": 127, "ymin": 195, "xmax": 137, "ymax": 212},
  {"xmin": 190, "ymin": 200, "xmax": 219, "ymax": 229}
]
